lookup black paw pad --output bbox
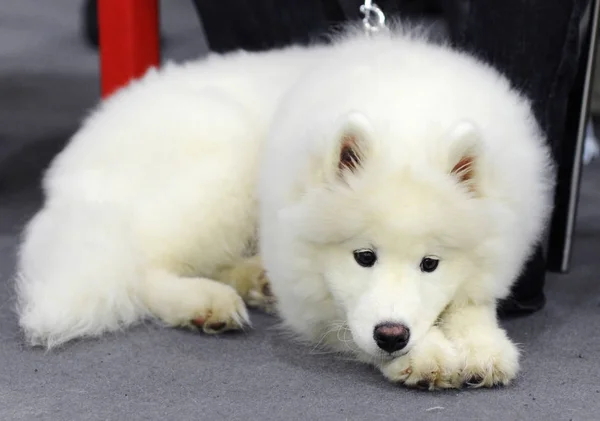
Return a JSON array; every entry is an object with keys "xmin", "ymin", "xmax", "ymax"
[
  {"xmin": 262, "ymin": 282, "xmax": 272, "ymax": 297},
  {"xmin": 206, "ymin": 322, "xmax": 227, "ymax": 332},
  {"xmin": 465, "ymin": 375, "xmax": 484, "ymax": 387},
  {"xmin": 415, "ymin": 380, "xmax": 431, "ymax": 390}
]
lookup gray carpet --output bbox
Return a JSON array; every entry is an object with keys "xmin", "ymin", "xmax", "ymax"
[{"xmin": 1, "ymin": 2, "xmax": 599, "ymax": 420}]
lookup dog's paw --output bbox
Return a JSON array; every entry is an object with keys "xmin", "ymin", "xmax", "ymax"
[
  {"xmin": 181, "ymin": 283, "xmax": 249, "ymax": 334},
  {"xmin": 215, "ymin": 256, "xmax": 276, "ymax": 314},
  {"xmin": 380, "ymin": 327, "xmax": 461, "ymax": 390},
  {"xmin": 237, "ymin": 265, "xmax": 276, "ymax": 314},
  {"xmin": 454, "ymin": 331, "xmax": 520, "ymax": 388}
]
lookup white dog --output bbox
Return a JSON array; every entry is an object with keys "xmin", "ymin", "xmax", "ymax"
[{"xmin": 15, "ymin": 25, "xmax": 554, "ymax": 389}]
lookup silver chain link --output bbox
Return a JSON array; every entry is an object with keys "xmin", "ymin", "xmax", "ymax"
[{"xmin": 359, "ymin": 0, "xmax": 386, "ymax": 34}]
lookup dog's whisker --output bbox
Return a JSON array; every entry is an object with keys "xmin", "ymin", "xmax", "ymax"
[
  {"xmin": 309, "ymin": 322, "xmax": 348, "ymax": 354},
  {"xmin": 337, "ymin": 324, "xmax": 360, "ymax": 354}
]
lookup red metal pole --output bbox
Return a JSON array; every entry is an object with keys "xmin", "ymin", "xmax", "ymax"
[{"xmin": 98, "ymin": 0, "xmax": 160, "ymax": 98}]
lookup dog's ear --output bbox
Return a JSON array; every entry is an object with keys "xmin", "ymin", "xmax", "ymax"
[
  {"xmin": 329, "ymin": 112, "xmax": 373, "ymax": 181},
  {"xmin": 446, "ymin": 121, "xmax": 482, "ymax": 193},
  {"xmin": 338, "ymin": 133, "xmax": 362, "ymax": 173}
]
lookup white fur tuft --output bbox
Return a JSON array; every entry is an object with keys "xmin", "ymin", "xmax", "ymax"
[{"xmin": 16, "ymin": 202, "xmax": 146, "ymax": 348}]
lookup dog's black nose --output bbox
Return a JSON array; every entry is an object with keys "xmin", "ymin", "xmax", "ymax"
[{"xmin": 373, "ymin": 322, "xmax": 410, "ymax": 353}]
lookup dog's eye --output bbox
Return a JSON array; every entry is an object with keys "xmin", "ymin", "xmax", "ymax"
[
  {"xmin": 420, "ymin": 257, "xmax": 439, "ymax": 273},
  {"xmin": 353, "ymin": 249, "xmax": 377, "ymax": 267}
]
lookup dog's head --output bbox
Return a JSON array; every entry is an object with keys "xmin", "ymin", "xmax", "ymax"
[{"xmin": 280, "ymin": 112, "xmax": 496, "ymax": 359}]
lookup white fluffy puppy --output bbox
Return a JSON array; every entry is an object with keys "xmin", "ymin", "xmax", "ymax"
[
  {"xmin": 259, "ymin": 30, "xmax": 554, "ymax": 389},
  {"xmin": 15, "ymin": 26, "xmax": 554, "ymax": 389}
]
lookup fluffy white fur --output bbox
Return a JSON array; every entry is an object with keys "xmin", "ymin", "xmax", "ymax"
[
  {"xmin": 15, "ymin": 25, "xmax": 554, "ymax": 389},
  {"xmin": 258, "ymin": 29, "xmax": 555, "ymax": 388}
]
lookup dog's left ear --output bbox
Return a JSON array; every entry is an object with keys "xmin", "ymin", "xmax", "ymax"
[
  {"xmin": 446, "ymin": 121, "xmax": 482, "ymax": 193},
  {"xmin": 328, "ymin": 112, "xmax": 373, "ymax": 182}
]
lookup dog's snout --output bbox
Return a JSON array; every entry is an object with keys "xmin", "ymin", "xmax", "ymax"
[{"xmin": 373, "ymin": 322, "xmax": 410, "ymax": 353}]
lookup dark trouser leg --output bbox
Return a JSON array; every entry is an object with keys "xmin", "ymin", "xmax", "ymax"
[
  {"xmin": 192, "ymin": 1, "xmax": 443, "ymax": 53},
  {"xmin": 445, "ymin": 0, "xmax": 590, "ymax": 315},
  {"xmin": 191, "ymin": 0, "xmax": 347, "ymax": 53}
]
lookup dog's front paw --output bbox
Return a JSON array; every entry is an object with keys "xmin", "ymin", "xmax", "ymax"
[
  {"xmin": 181, "ymin": 283, "xmax": 249, "ymax": 334},
  {"xmin": 454, "ymin": 330, "xmax": 520, "ymax": 388},
  {"xmin": 380, "ymin": 327, "xmax": 460, "ymax": 390},
  {"xmin": 214, "ymin": 256, "xmax": 276, "ymax": 314},
  {"xmin": 239, "ymin": 265, "xmax": 276, "ymax": 314}
]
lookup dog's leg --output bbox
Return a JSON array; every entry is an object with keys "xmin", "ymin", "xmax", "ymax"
[
  {"xmin": 378, "ymin": 326, "xmax": 461, "ymax": 390},
  {"xmin": 213, "ymin": 255, "xmax": 276, "ymax": 314},
  {"xmin": 440, "ymin": 303, "xmax": 520, "ymax": 388},
  {"xmin": 141, "ymin": 269, "xmax": 250, "ymax": 334}
]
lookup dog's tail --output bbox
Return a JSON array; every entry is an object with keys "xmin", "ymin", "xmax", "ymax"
[{"xmin": 14, "ymin": 201, "xmax": 148, "ymax": 349}]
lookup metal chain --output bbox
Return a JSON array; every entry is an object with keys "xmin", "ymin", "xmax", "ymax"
[{"xmin": 359, "ymin": 0, "xmax": 386, "ymax": 34}]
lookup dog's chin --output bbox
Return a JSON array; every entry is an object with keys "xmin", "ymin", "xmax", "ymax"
[
  {"xmin": 380, "ymin": 348, "xmax": 410, "ymax": 361},
  {"xmin": 362, "ymin": 347, "xmax": 411, "ymax": 362},
  {"xmin": 390, "ymin": 349, "xmax": 410, "ymax": 358}
]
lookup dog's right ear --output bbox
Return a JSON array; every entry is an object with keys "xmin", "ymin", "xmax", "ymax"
[
  {"xmin": 327, "ymin": 112, "xmax": 373, "ymax": 182},
  {"xmin": 446, "ymin": 120, "xmax": 483, "ymax": 194}
]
